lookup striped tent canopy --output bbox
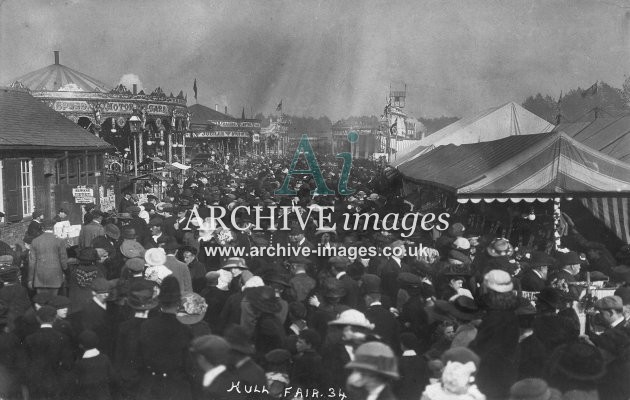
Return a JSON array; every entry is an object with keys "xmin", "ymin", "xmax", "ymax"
[
  {"xmin": 398, "ymin": 131, "xmax": 630, "ymax": 197},
  {"xmin": 11, "ymin": 63, "xmax": 110, "ymax": 92},
  {"xmin": 554, "ymin": 116, "xmax": 630, "ymax": 163}
]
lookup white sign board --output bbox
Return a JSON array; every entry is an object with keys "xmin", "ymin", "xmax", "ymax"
[{"xmin": 72, "ymin": 186, "xmax": 95, "ymax": 204}]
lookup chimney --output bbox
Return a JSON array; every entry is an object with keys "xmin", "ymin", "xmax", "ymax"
[
  {"xmin": 215, "ymin": 104, "xmax": 218, "ymax": 111},
  {"xmin": 54, "ymin": 50, "xmax": 60, "ymax": 65},
  {"xmin": 132, "ymin": 84, "xmax": 137, "ymax": 95},
  {"xmin": 225, "ymin": 106, "xmax": 228, "ymax": 115}
]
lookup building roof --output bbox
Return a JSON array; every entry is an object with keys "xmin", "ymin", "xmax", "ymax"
[
  {"xmin": 554, "ymin": 116, "xmax": 630, "ymax": 163},
  {"xmin": 10, "ymin": 62, "xmax": 110, "ymax": 93},
  {"xmin": 188, "ymin": 103, "xmax": 237, "ymax": 125},
  {"xmin": 398, "ymin": 132, "xmax": 630, "ymax": 197},
  {"xmin": 0, "ymin": 87, "xmax": 114, "ymax": 151}
]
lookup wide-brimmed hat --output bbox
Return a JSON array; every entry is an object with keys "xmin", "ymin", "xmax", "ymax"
[
  {"xmin": 345, "ymin": 341, "xmax": 399, "ymax": 379},
  {"xmin": 176, "ymin": 293, "xmax": 208, "ymax": 325},
  {"xmin": 452, "ymin": 237, "xmax": 471, "ymax": 251},
  {"xmin": 555, "ymin": 251, "xmax": 581, "ymax": 267},
  {"xmin": 127, "ymin": 280, "xmax": 158, "ymax": 310},
  {"xmin": 104, "ymin": 224, "xmax": 120, "ymax": 240},
  {"xmin": 536, "ymin": 287, "xmax": 569, "ymax": 310},
  {"xmin": 163, "ymin": 240, "xmax": 181, "ymax": 252},
  {"xmin": 91, "ymin": 236, "xmax": 115, "ymax": 255},
  {"xmin": 441, "ymin": 263, "xmax": 472, "ymax": 277},
  {"xmin": 145, "ymin": 248, "xmax": 167, "ymax": 266},
  {"xmin": 329, "ymin": 309, "xmax": 374, "ymax": 330},
  {"xmin": 528, "ymin": 251, "xmax": 556, "ymax": 268},
  {"xmin": 448, "ymin": 223, "xmax": 466, "ymax": 237},
  {"xmin": 487, "ymin": 238, "xmax": 514, "ymax": 258},
  {"xmin": 245, "ymin": 286, "xmax": 282, "ymax": 314},
  {"xmin": 509, "ymin": 378, "xmax": 561, "ymax": 400},
  {"xmin": 438, "ymin": 296, "xmax": 482, "ymax": 321},
  {"xmin": 551, "ymin": 342, "xmax": 606, "ymax": 381},
  {"xmin": 120, "ymin": 240, "xmax": 146, "ymax": 259},
  {"xmin": 315, "ymin": 227, "xmax": 337, "ymax": 236}
]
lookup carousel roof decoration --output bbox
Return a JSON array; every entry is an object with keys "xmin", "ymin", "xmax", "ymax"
[
  {"xmin": 8, "ymin": 81, "xmax": 28, "ymax": 90},
  {"xmin": 110, "ymin": 84, "xmax": 133, "ymax": 95},
  {"xmin": 11, "ymin": 52, "xmax": 110, "ymax": 93},
  {"xmin": 177, "ymin": 90, "xmax": 185, "ymax": 99},
  {"xmin": 151, "ymin": 87, "xmax": 166, "ymax": 98}
]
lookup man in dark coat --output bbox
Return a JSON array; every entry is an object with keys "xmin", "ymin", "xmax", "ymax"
[
  {"xmin": 190, "ymin": 335, "xmax": 240, "ymax": 400},
  {"xmin": 24, "ymin": 305, "xmax": 74, "ymax": 399},
  {"xmin": 379, "ymin": 240, "xmax": 406, "ymax": 302},
  {"xmin": 144, "ymin": 218, "xmax": 165, "ymax": 249},
  {"xmin": 127, "ymin": 207, "xmax": 150, "ymax": 246},
  {"xmin": 27, "ymin": 210, "xmax": 45, "ymax": 238},
  {"xmin": 163, "ymin": 241, "xmax": 193, "ymax": 294},
  {"xmin": 520, "ymin": 251, "xmax": 555, "ymax": 292},
  {"xmin": 70, "ymin": 278, "xmax": 115, "ymax": 358},
  {"xmin": 79, "ymin": 211, "xmax": 106, "ymax": 249},
  {"xmin": 331, "ymin": 256, "xmax": 361, "ymax": 309},
  {"xmin": 363, "ymin": 275, "xmax": 400, "ymax": 352},
  {"xmin": 137, "ymin": 276, "xmax": 193, "ymax": 400},
  {"xmin": 393, "ymin": 333, "xmax": 429, "ymax": 400},
  {"xmin": 114, "ymin": 279, "xmax": 158, "ymax": 399},
  {"xmin": 118, "ymin": 192, "xmax": 136, "ymax": 214}
]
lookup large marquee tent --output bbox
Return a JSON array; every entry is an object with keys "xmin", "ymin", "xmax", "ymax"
[
  {"xmin": 397, "ymin": 132, "xmax": 630, "ymax": 243},
  {"xmin": 391, "ymin": 102, "xmax": 555, "ymax": 167}
]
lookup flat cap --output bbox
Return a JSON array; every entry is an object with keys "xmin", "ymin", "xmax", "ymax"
[{"xmin": 595, "ymin": 295, "xmax": 623, "ymax": 311}]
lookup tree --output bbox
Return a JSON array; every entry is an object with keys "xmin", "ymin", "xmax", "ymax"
[{"xmin": 522, "ymin": 93, "xmax": 557, "ymax": 124}]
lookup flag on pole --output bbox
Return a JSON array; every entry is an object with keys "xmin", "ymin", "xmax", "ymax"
[
  {"xmin": 581, "ymin": 82, "xmax": 598, "ymax": 97},
  {"xmin": 276, "ymin": 100, "xmax": 283, "ymax": 112},
  {"xmin": 193, "ymin": 79, "xmax": 198, "ymax": 102},
  {"xmin": 241, "ymin": 107, "xmax": 245, "ymax": 120}
]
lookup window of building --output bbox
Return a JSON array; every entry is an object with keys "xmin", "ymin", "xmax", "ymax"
[{"xmin": 20, "ymin": 159, "xmax": 33, "ymax": 217}]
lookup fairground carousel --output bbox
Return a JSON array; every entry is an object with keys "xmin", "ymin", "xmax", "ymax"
[{"xmin": 9, "ymin": 51, "xmax": 190, "ymax": 200}]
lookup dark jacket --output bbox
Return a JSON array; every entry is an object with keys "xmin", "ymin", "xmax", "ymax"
[
  {"xmin": 365, "ymin": 303, "xmax": 400, "ymax": 352},
  {"xmin": 70, "ymin": 299, "xmax": 115, "ymax": 357},
  {"xmin": 520, "ymin": 269, "xmax": 547, "ymax": 292},
  {"xmin": 394, "ymin": 352, "xmax": 429, "ymax": 400},
  {"xmin": 24, "ymin": 326, "xmax": 74, "ymax": 399},
  {"xmin": 136, "ymin": 312, "xmax": 193, "ymax": 400},
  {"xmin": 28, "ymin": 231, "xmax": 68, "ymax": 289},
  {"xmin": 338, "ymin": 273, "xmax": 360, "ymax": 309},
  {"xmin": 291, "ymin": 350, "xmax": 324, "ymax": 389},
  {"xmin": 71, "ymin": 352, "xmax": 116, "ymax": 400},
  {"xmin": 380, "ymin": 258, "xmax": 401, "ymax": 301}
]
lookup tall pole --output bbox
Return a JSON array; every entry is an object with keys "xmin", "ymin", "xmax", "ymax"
[{"xmin": 133, "ymin": 133, "xmax": 138, "ymax": 177}]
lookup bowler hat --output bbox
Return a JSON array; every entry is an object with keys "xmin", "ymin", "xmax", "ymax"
[
  {"xmin": 122, "ymin": 227, "xmax": 137, "ymax": 240},
  {"xmin": 614, "ymin": 286, "xmax": 630, "ymax": 305},
  {"xmin": 163, "ymin": 240, "xmax": 181, "ymax": 252},
  {"xmin": 440, "ymin": 296, "xmax": 481, "ymax": 321},
  {"xmin": 148, "ymin": 217, "xmax": 163, "ymax": 227},
  {"xmin": 49, "ymin": 295, "xmax": 71, "ymax": 310},
  {"xmin": 360, "ymin": 274, "xmax": 381, "ymax": 295},
  {"xmin": 126, "ymin": 280, "xmax": 158, "ymax": 310},
  {"xmin": 555, "ymin": 251, "xmax": 581, "ymax": 267},
  {"xmin": 262, "ymin": 271, "xmax": 291, "ymax": 288},
  {"xmin": 509, "ymin": 378, "xmax": 561, "ymax": 400},
  {"xmin": 221, "ymin": 257, "xmax": 248, "ymax": 270},
  {"xmin": 158, "ymin": 276, "xmax": 181, "ymax": 305},
  {"xmin": 78, "ymin": 330, "xmax": 99, "ymax": 349},
  {"xmin": 245, "ymin": 286, "xmax": 282, "ymax": 314},
  {"xmin": 265, "ymin": 349, "xmax": 291, "ymax": 364},
  {"xmin": 91, "ymin": 236, "xmax": 115, "ymax": 255},
  {"xmin": 448, "ymin": 223, "xmax": 466, "ymax": 237},
  {"xmin": 397, "ymin": 272, "xmax": 424, "ymax": 287}
]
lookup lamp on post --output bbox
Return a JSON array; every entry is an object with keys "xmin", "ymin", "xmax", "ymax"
[{"xmin": 129, "ymin": 112, "xmax": 142, "ymax": 177}]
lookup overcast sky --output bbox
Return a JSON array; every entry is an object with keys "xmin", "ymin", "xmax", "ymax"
[{"xmin": 1, "ymin": 0, "xmax": 629, "ymax": 120}]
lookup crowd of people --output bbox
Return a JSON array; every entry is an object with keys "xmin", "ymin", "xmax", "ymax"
[{"xmin": 0, "ymin": 153, "xmax": 629, "ymax": 400}]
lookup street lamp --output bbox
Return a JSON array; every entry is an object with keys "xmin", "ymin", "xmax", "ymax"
[{"xmin": 129, "ymin": 112, "xmax": 142, "ymax": 177}]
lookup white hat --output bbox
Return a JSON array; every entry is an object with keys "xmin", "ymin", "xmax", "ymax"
[
  {"xmin": 328, "ymin": 309, "xmax": 374, "ymax": 330},
  {"xmin": 483, "ymin": 269, "xmax": 514, "ymax": 293},
  {"xmin": 452, "ymin": 237, "xmax": 471, "ymax": 250},
  {"xmin": 145, "ymin": 248, "xmax": 166, "ymax": 267}
]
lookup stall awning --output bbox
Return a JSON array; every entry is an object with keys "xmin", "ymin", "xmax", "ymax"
[{"xmin": 398, "ymin": 132, "xmax": 630, "ymax": 197}]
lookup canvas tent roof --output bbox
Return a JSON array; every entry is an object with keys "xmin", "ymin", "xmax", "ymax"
[
  {"xmin": 554, "ymin": 116, "xmax": 630, "ymax": 163},
  {"xmin": 398, "ymin": 132, "xmax": 630, "ymax": 198},
  {"xmin": 392, "ymin": 102, "xmax": 555, "ymax": 167}
]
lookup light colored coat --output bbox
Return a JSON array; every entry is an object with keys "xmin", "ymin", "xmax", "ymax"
[
  {"xmin": 164, "ymin": 254, "xmax": 193, "ymax": 294},
  {"xmin": 28, "ymin": 231, "xmax": 68, "ymax": 288}
]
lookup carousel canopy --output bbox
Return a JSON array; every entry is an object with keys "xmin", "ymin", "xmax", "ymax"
[
  {"xmin": 10, "ymin": 52, "xmax": 110, "ymax": 92},
  {"xmin": 398, "ymin": 131, "xmax": 630, "ymax": 197},
  {"xmin": 0, "ymin": 87, "xmax": 114, "ymax": 151},
  {"xmin": 554, "ymin": 116, "xmax": 630, "ymax": 163}
]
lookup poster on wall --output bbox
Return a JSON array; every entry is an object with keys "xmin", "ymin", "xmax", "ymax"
[{"xmin": 72, "ymin": 186, "xmax": 95, "ymax": 204}]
